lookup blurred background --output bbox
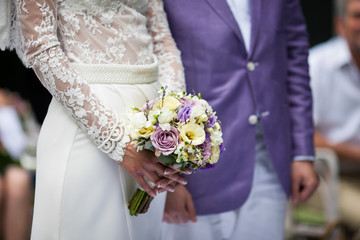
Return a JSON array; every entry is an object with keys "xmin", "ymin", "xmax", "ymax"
[{"xmin": 1, "ymin": 1, "xmax": 358, "ymax": 240}]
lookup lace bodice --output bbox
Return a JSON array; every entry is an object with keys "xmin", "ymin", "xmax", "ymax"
[{"xmin": 9, "ymin": 0, "xmax": 185, "ymax": 161}]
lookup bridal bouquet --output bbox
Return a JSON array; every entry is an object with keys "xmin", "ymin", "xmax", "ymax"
[{"xmin": 127, "ymin": 87, "xmax": 224, "ymax": 216}]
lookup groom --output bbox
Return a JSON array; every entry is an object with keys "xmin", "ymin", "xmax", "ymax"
[{"xmin": 161, "ymin": 0, "xmax": 319, "ymax": 239}]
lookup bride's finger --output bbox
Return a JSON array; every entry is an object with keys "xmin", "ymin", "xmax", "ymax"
[
  {"xmin": 162, "ymin": 172, "xmax": 187, "ymax": 186},
  {"xmin": 134, "ymin": 174, "xmax": 157, "ymax": 197},
  {"xmin": 160, "ymin": 164, "xmax": 192, "ymax": 175},
  {"xmin": 156, "ymin": 179, "xmax": 175, "ymax": 192},
  {"xmin": 155, "ymin": 187, "xmax": 167, "ymax": 194}
]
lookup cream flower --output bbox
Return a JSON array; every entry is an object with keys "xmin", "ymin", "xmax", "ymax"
[
  {"xmin": 174, "ymin": 142, "xmax": 189, "ymax": 163},
  {"xmin": 129, "ymin": 112, "xmax": 153, "ymax": 138},
  {"xmin": 213, "ymin": 122, "xmax": 221, "ymax": 131},
  {"xmin": 158, "ymin": 105, "xmax": 174, "ymax": 131},
  {"xmin": 198, "ymin": 99, "xmax": 211, "ymax": 110},
  {"xmin": 153, "ymin": 96, "xmax": 181, "ymax": 111},
  {"xmin": 148, "ymin": 108, "xmax": 161, "ymax": 124},
  {"xmin": 164, "ymin": 96, "xmax": 181, "ymax": 111},
  {"xmin": 132, "ymin": 112, "xmax": 147, "ymax": 128},
  {"xmin": 210, "ymin": 145, "xmax": 220, "ymax": 164},
  {"xmin": 209, "ymin": 128, "xmax": 223, "ymax": 146},
  {"xmin": 180, "ymin": 123, "xmax": 206, "ymax": 146},
  {"xmin": 189, "ymin": 105, "xmax": 208, "ymax": 123},
  {"xmin": 158, "ymin": 105, "xmax": 174, "ymax": 124}
]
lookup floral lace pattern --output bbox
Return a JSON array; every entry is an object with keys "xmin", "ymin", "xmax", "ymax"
[
  {"xmin": 146, "ymin": 0, "xmax": 185, "ymax": 92},
  {"xmin": 13, "ymin": 0, "xmax": 185, "ymax": 161}
]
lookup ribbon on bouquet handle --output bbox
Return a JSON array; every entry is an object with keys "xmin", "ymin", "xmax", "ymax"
[{"xmin": 143, "ymin": 175, "xmax": 156, "ymax": 190}]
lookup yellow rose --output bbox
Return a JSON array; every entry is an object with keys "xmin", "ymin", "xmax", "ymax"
[
  {"xmin": 154, "ymin": 96, "xmax": 181, "ymax": 111},
  {"xmin": 180, "ymin": 123, "xmax": 205, "ymax": 146},
  {"xmin": 138, "ymin": 125, "xmax": 156, "ymax": 138},
  {"xmin": 164, "ymin": 96, "xmax": 181, "ymax": 111}
]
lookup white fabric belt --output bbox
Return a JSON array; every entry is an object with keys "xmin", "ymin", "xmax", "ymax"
[{"xmin": 71, "ymin": 58, "xmax": 158, "ymax": 84}]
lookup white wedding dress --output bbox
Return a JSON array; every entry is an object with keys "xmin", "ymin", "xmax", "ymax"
[{"xmin": 1, "ymin": 0, "xmax": 185, "ymax": 239}]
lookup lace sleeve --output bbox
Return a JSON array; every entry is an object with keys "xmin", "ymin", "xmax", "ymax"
[
  {"xmin": 146, "ymin": 0, "xmax": 185, "ymax": 92},
  {"xmin": 15, "ymin": 0, "xmax": 129, "ymax": 162}
]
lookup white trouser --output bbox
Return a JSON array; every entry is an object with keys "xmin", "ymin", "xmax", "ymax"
[{"xmin": 161, "ymin": 125, "xmax": 288, "ymax": 240}]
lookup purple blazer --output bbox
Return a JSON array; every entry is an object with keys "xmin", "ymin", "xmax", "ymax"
[{"xmin": 163, "ymin": 0, "xmax": 314, "ymax": 215}]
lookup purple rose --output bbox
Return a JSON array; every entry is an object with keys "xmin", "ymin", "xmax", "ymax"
[
  {"xmin": 150, "ymin": 126, "xmax": 180, "ymax": 156},
  {"xmin": 177, "ymin": 105, "xmax": 192, "ymax": 122}
]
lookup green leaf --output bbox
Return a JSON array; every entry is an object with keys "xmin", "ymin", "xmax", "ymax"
[
  {"xmin": 158, "ymin": 154, "xmax": 176, "ymax": 165},
  {"xmin": 144, "ymin": 142, "xmax": 155, "ymax": 152},
  {"xmin": 144, "ymin": 142, "xmax": 176, "ymax": 165}
]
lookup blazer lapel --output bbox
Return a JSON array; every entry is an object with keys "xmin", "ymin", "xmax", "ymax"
[
  {"xmin": 248, "ymin": 0, "xmax": 262, "ymax": 58},
  {"xmin": 204, "ymin": 0, "xmax": 245, "ymax": 46}
]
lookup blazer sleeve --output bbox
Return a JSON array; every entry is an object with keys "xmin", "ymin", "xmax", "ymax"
[{"xmin": 284, "ymin": 0, "xmax": 314, "ymax": 158}]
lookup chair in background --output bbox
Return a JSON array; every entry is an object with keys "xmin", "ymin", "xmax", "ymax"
[{"xmin": 285, "ymin": 147, "xmax": 344, "ymax": 240}]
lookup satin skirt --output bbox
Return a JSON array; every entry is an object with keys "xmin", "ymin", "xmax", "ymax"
[{"xmin": 31, "ymin": 63, "xmax": 165, "ymax": 240}]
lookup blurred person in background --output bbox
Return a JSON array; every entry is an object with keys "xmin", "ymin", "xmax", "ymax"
[
  {"xmin": 0, "ymin": 89, "xmax": 33, "ymax": 240},
  {"xmin": 310, "ymin": 0, "xmax": 360, "ymax": 236}
]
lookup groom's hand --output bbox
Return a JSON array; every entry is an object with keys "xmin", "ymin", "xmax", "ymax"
[
  {"xmin": 120, "ymin": 144, "xmax": 187, "ymax": 197},
  {"xmin": 291, "ymin": 161, "xmax": 319, "ymax": 204},
  {"xmin": 163, "ymin": 184, "xmax": 197, "ymax": 224}
]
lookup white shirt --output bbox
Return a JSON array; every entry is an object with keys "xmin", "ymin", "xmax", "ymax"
[
  {"xmin": 310, "ymin": 37, "xmax": 360, "ymax": 146},
  {"xmin": 226, "ymin": 0, "xmax": 251, "ymax": 52}
]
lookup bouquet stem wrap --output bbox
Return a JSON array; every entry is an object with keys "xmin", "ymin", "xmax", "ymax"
[
  {"xmin": 128, "ymin": 189, "xmax": 154, "ymax": 216},
  {"xmin": 128, "ymin": 176, "xmax": 155, "ymax": 216}
]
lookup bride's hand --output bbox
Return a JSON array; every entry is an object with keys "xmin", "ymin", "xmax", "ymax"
[
  {"xmin": 119, "ymin": 144, "xmax": 188, "ymax": 197},
  {"xmin": 155, "ymin": 167, "xmax": 192, "ymax": 193}
]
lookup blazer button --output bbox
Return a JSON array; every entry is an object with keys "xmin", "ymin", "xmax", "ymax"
[
  {"xmin": 248, "ymin": 114, "xmax": 258, "ymax": 125},
  {"xmin": 247, "ymin": 61, "xmax": 256, "ymax": 71},
  {"xmin": 261, "ymin": 111, "xmax": 270, "ymax": 117}
]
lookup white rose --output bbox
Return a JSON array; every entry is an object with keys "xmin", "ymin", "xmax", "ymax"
[
  {"xmin": 132, "ymin": 112, "xmax": 147, "ymax": 129},
  {"xmin": 128, "ymin": 112, "xmax": 155, "ymax": 139}
]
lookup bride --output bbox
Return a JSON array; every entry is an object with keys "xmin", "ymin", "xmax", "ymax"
[{"xmin": 0, "ymin": 0, "xmax": 187, "ymax": 239}]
